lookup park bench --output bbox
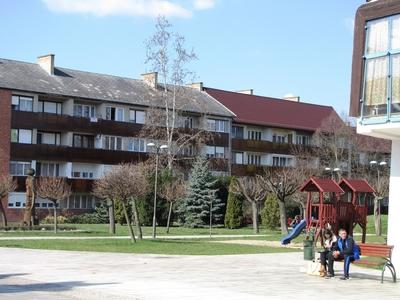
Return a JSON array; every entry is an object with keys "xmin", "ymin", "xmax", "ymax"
[{"xmin": 352, "ymin": 243, "xmax": 396, "ymax": 283}]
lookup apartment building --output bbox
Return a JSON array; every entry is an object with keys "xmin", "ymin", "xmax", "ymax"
[
  {"xmin": 0, "ymin": 55, "xmax": 233, "ymax": 221},
  {"xmin": 203, "ymin": 88, "xmax": 345, "ymax": 176},
  {"xmin": 349, "ymin": 0, "xmax": 400, "ymax": 266}
]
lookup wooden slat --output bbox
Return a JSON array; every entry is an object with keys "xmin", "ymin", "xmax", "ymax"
[{"xmin": 358, "ymin": 243, "xmax": 393, "ymax": 258}]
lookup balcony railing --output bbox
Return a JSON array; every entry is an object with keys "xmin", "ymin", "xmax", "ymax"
[
  {"xmin": 10, "ymin": 143, "xmax": 149, "ymax": 165},
  {"xmin": 14, "ymin": 176, "xmax": 94, "ymax": 193},
  {"xmin": 231, "ymin": 138, "xmax": 310, "ymax": 155}
]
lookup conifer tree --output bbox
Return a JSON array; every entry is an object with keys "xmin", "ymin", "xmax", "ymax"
[
  {"xmin": 180, "ymin": 156, "xmax": 224, "ymax": 228},
  {"xmin": 224, "ymin": 177, "xmax": 244, "ymax": 229}
]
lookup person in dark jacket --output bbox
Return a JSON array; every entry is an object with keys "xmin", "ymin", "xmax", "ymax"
[{"xmin": 326, "ymin": 228, "xmax": 358, "ymax": 280}]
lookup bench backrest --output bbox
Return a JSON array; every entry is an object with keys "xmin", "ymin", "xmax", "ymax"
[{"xmin": 359, "ymin": 244, "xmax": 394, "ymax": 258}]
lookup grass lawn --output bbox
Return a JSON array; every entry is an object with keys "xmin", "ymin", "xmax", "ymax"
[
  {"xmin": 0, "ymin": 238, "xmax": 299, "ymax": 255},
  {"xmin": 0, "ymin": 223, "xmax": 276, "ymax": 237}
]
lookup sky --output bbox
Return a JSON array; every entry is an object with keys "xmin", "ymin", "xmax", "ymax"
[{"xmin": 0, "ymin": 0, "xmax": 366, "ymax": 114}]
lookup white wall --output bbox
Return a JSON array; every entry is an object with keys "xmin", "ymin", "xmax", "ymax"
[{"xmin": 387, "ymin": 140, "xmax": 400, "ymax": 266}]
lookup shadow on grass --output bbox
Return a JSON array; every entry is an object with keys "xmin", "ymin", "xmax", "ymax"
[{"xmin": 0, "ymin": 280, "xmax": 118, "ymax": 294}]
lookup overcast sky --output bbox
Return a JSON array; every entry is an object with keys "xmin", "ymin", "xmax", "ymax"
[{"xmin": 0, "ymin": 0, "xmax": 366, "ymax": 114}]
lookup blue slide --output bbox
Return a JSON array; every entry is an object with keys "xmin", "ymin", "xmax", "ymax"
[{"xmin": 280, "ymin": 219, "xmax": 306, "ymax": 245}]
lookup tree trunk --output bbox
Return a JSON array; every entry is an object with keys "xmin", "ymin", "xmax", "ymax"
[
  {"xmin": 374, "ymin": 197, "xmax": 382, "ymax": 236},
  {"xmin": 0, "ymin": 198, "xmax": 8, "ymax": 227},
  {"xmin": 53, "ymin": 202, "xmax": 57, "ymax": 234},
  {"xmin": 251, "ymin": 201, "xmax": 259, "ymax": 234},
  {"xmin": 278, "ymin": 200, "xmax": 288, "ymax": 234},
  {"xmin": 122, "ymin": 201, "xmax": 136, "ymax": 243},
  {"xmin": 166, "ymin": 201, "xmax": 173, "ymax": 234},
  {"xmin": 131, "ymin": 198, "xmax": 142, "ymax": 239},
  {"xmin": 108, "ymin": 199, "xmax": 116, "ymax": 235}
]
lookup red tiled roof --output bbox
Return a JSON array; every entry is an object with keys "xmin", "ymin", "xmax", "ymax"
[
  {"xmin": 300, "ymin": 177, "xmax": 344, "ymax": 193},
  {"xmin": 204, "ymin": 87, "xmax": 342, "ymax": 132},
  {"xmin": 339, "ymin": 178, "xmax": 375, "ymax": 193}
]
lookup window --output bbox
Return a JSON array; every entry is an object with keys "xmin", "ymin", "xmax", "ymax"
[
  {"xmin": 296, "ymin": 135, "xmax": 310, "ymax": 146},
  {"xmin": 38, "ymin": 101, "xmax": 62, "ymax": 114},
  {"xmin": 68, "ymin": 194, "xmax": 96, "ymax": 209},
  {"xmin": 363, "ymin": 15, "xmax": 400, "ymax": 117},
  {"xmin": 11, "ymin": 129, "xmax": 32, "ymax": 144},
  {"xmin": 247, "ymin": 130, "xmax": 262, "ymax": 141},
  {"xmin": 272, "ymin": 134, "xmax": 286, "ymax": 143},
  {"xmin": 272, "ymin": 156, "xmax": 293, "ymax": 167},
  {"xmin": 37, "ymin": 132, "xmax": 61, "ymax": 145},
  {"xmin": 104, "ymin": 136, "xmax": 123, "ymax": 150},
  {"xmin": 232, "ymin": 126, "xmax": 244, "ymax": 139},
  {"xmin": 183, "ymin": 117, "xmax": 193, "ymax": 129},
  {"xmin": 106, "ymin": 106, "xmax": 124, "ymax": 122},
  {"xmin": 129, "ymin": 109, "xmax": 145, "ymax": 124},
  {"xmin": 74, "ymin": 104, "xmax": 96, "ymax": 118},
  {"xmin": 71, "ymin": 171, "xmax": 94, "ymax": 179},
  {"xmin": 232, "ymin": 152, "xmax": 244, "ymax": 164},
  {"xmin": 36, "ymin": 162, "xmax": 60, "ymax": 177},
  {"xmin": 11, "ymin": 95, "xmax": 33, "ymax": 112},
  {"xmin": 207, "ymin": 119, "xmax": 228, "ymax": 133},
  {"xmin": 73, "ymin": 134, "xmax": 94, "ymax": 148},
  {"xmin": 247, "ymin": 154, "xmax": 261, "ymax": 166},
  {"xmin": 179, "ymin": 145, "xmax": 194, "ymax": 156},
  {"xmin": 206, "ymin": 146, "xmax": 225, "ymax": 158},
  {"xmin": 128, "ymin": 138, "xmax": 146, "ymax": 152},
  {"xmin": 9, "ymin": 161, "xmax": 31, "ymax": 176}
]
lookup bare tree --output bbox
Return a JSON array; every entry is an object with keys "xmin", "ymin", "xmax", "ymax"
[
  {"xmin": 36, "ymin": 177, "xmax": 71, "ymax": 233},
  {"xmin": 159, "ymin": 177, "xmax": 186, "ymax": 233},
  {"xmin": 144, "ymin": 16, "xmax": 212, "ymax": 171},
  {"xmin": 261, "ymin": 168, "xmax": 307, "ymax": 234},
  {"xmin": 93, "ymin": 163, "xmax": 150, "ymax": 243},
  {"xmin": 231, "ymin": 176, "xmax": 268, "ymax": 234},
  {"xmin": 0, "ymin": 175, "xmax": 17, "ymax": 227},
  {"xmin": 313, "ymin": 113, "xmax": 355, "ymax": 179}
]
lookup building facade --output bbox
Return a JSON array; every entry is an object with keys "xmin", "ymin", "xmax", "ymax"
[
  {"xmin": 350, "ymin": 0, "xmax": 400, "ymax": 265},
  {"xmin": 0, "ymin": 55, "xmax": 233, "ymax": 222}
]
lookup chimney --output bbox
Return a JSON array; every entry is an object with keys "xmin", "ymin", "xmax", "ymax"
[
  {"xmin": 283, "ymin": 93, "xmax": 300, "ymax": 102},
  {"xmin": 236, "ymin": 89, "xmax": 253, "ymax": 95},
  {"xmin": 187, "ymin": 82, "xmax": 203, "ymax": 91},
  {"xmin": 141, "ymin": 72, "xmax": 158, "ymax": 89},
  {"xmin": 37, "ymin": 54, "xmax": 55, "ymax": 75}
]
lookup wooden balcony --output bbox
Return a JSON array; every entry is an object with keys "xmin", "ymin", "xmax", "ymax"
[
  {"xmin": 10, "ymin": 143, "xmax": 148, "ymax": 165},
  {"xmin": 232, "ymin": 138, "xmax": 312, "ymax": 155},
  {"xmin": 14, "ymin": 176, "xmax": 94, "ymax": 193}
]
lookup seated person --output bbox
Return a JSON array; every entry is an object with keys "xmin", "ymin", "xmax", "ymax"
[
  {"xmin": 327, "ymin": 228, "xmax": 359, "ymax": 280},
  {"xmin": 290, "ymin": 215, "xmax": 300, "ymax": 229},
  {"xmin": 319, "ymin": 230, "xmax": 337, "ymax": 277}
]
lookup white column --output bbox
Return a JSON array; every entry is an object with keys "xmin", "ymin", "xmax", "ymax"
[{"xmin": 387, "ymin": 139, "xmax": 400, "ymax": 266}]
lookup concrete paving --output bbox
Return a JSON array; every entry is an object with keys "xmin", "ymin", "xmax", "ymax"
[{"xmin": 0, "ymin": 248, "xmax": 398, "ymax": 300}]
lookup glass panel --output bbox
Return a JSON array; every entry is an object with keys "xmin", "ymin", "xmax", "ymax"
[
  {"xmin": 392, "ymin": 16, "xmax": 400, "ymax": 50},
  {"xmin": 43, "ymin": 102, "xmax": 57, "ymax": 114},
  {"xmin": 364, "ymin": 57, "xmax": 388, "ymax": 117},
  {"xmin": 136, "ymin": 111, "xmax": 145, "ymax": 124},
  {"xmin": 74, "ymin": 104, "xmax": 82, "ymax": 117},
  {"xmin": 129, "ymin": 110, "xmax": 136, "ymax": 122},
  {"xmin": 116, "ymin": 108, "xmax": 124, "ymax": 121},
  {"xmin": 367, "ymin": 18, "xmax": 389, "ymax": 55},
  {"xmin": 391, "ymin": 54, "xmax": 400, "ymax": 114},
  {"xmin": 11, "ymin": 129, "xmax": 18, "ymax": 142},
  {"xmin": 18, "ymin": 129, "xmax": 32, "ymax": 144}
]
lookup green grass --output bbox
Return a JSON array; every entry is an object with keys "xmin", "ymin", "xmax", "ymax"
[
  {"xmin": 0, "ymin": 238, "xmax": 299, "ymax": 255},
  {"xmin": 0, "ymin": 224, "xmax": 275, "ymax": 237}
]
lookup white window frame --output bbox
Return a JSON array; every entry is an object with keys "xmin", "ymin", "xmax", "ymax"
[
  {"xmin": 9, "ymin": 161, "xmax": 32, "ymax": 176},
  {"xmin": 11, "ymin": 129, "xmax": 32, "ymax": 144},
  {"xmin": 104, "ymin": 136, "xmax": 123, "ymax": 151},
  {"xmin": 11, "ymin": 95, "xmax": 33, "ymax": 112}
]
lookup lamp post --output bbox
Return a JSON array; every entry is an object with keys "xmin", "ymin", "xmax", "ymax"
[
  {"xmin": 147, "ymin": 142, "xmax": 168, "ymax": 239},
  {"xmin": 324, "ymin": 167, "xmax": 341, "ymax": 180}
]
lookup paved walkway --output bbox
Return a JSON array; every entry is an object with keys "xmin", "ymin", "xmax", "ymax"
[
  {"xmin": 0, "ymin": 248, "xmax": 398, "ymax": 299},
  {"xmin": 0, "ymin": 234, "xmax": 269, "ymax": 240}
]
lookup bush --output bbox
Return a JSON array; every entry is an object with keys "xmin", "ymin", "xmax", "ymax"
[
  {"xmin": 42, "ymin": 215, "xmax": 67, "ymax": 224},
  {"xmin": 224, "ymin": 178, "xmax": 243, "ymax": 229},
  {"xmin": 64, "ymin": 204, "xmax": 110, "ymax": 224},
  {"xmin": 261, "ymin": 194, "xmax": 280, "ymax": 230}
]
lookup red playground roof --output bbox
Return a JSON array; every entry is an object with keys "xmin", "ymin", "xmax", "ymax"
[
  {"xmin": 339, "ymin": 178, "xmax": 375, "ymax": 193},
  {"xmin": 300, "ymin": 177, "xmax": 344, "ymax": 193}
]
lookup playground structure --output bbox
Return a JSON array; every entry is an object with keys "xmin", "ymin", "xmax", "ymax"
[{"xmin": 299, "ymin": 177, "xmax": 375, "ymax": 245}]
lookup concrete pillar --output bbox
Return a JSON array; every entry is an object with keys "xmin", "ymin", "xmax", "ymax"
[{"xmin": 387, "ymin": 139, "xmax": 400, "ymax": 266}]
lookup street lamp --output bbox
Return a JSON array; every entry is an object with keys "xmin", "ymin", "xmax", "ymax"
[
  {"xmin": 324, "ymin": 167, "xmax": 341, "ymax": 180},
  {"xmin": 147, "ymin": 142, "xmax": 168, "ymax": 239}
]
